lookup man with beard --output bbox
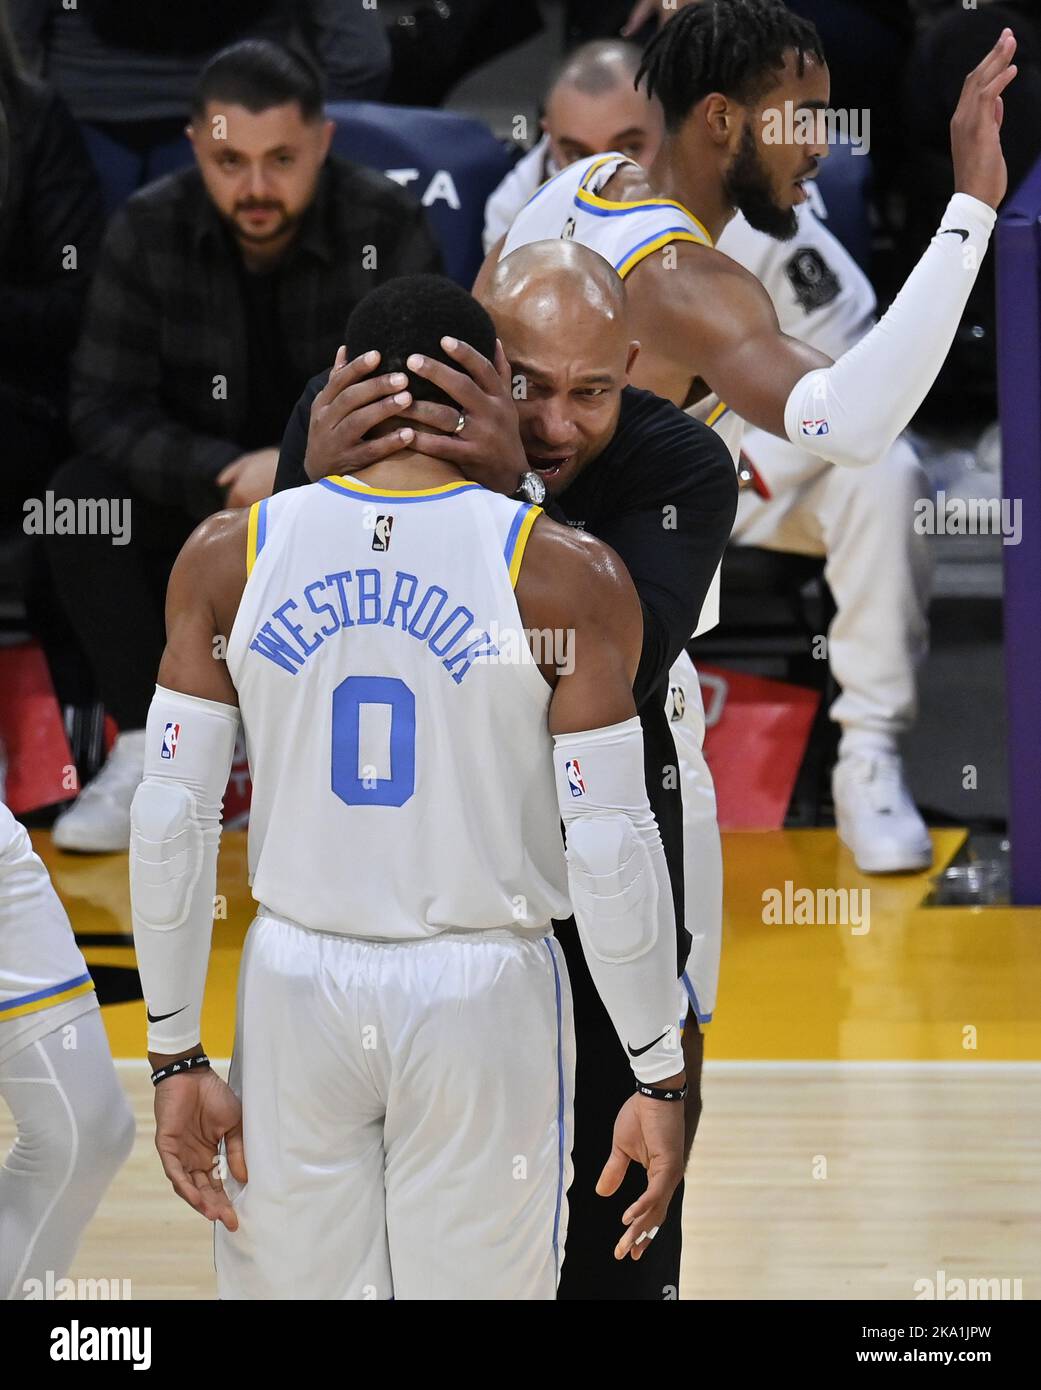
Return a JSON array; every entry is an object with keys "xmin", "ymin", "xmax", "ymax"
[
  {"xmin": 47, "ymin": 38, "xmax": 440, "ymax": 854},
  {"xmin": 480, "ymin": 0, "xmax": 1016, "ymax": 871},
  {"xmin": 272, "ymin": 244, "xmax": 737, "ymax": 1298}
]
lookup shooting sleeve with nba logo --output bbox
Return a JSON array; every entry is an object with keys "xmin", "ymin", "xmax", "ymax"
[
  {"xmin": 782, "ymin": 192, "xmax": 997, "ymax": 469},
  {"xmin": 553, "ymin": 716, "xmax": 683, "ymax": 1086},
  {"xmin": 130, "ymin": 685, "xmax": 239, "ymax": 1055}
]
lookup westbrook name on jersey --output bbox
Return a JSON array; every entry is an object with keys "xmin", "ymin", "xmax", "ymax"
[{"xmin": 226, "ymin": 475, "xmax": 572, "ymax": 942}]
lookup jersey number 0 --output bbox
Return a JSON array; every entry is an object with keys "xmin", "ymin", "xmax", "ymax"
[{"xmin": 331, "ymin": 675, "xmax": 416, "ymax": 808}]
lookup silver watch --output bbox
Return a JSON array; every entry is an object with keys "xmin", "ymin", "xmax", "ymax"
[{"xmin": 516, "ymin": 470, "xmax": 547, "ymax": 505}]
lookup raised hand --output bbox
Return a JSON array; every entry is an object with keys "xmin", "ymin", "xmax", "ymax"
[{"xmin": 950, "ymin": 27, "xmax": 1018, "ymax": 210}]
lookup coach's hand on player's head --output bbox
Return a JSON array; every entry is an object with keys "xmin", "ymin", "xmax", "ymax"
[
  {"xmin": 152, "ymin": 1067, "xmax": 247, "ymax": 1231},
  {"xmin": 951, "ymin": 27, "xmax": 1018, "ymax": 209},
  {"xmin": 598, "ymin": 1079, "xmax": 686, "ymax": 1261},
  {"xmin": 303, "ymin": 346, "xmax": 420, "ymax": 483},
  {"xmin": 398, "ymin": 336, "xmax": 530, "ymax": 496}
]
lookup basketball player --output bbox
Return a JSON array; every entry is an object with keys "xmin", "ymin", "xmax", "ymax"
[
  {"xmin": 272, "ymin": 240, "xmax": 735, "ymax": 1299},
  {"xmin": 130, "ymin": 275, "xmax": 688, "ymax": 1300},
  {"xmin": 0, "ymin": 801, "xmax": 135, "ymax": 1299},
  {"xmin": 477, "ymin": 0, "xmax": 1016, "ymax": 639}
]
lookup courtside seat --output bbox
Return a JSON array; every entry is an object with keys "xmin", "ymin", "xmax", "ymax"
[
  {"xmin": 692, "ymin": 542, "xmax": 838, "ymax": 825},
  {"xmin": 325, "ymin": 101, "xmax": 517, "ymax": 285}
]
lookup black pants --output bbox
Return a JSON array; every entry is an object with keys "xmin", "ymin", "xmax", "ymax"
[
  {"xmin": 45, "ymin": 456, "xmax": 197, "ymax": 730},
  {"xmin": 556, "ymin": 916, "xmax": 687, "ymax": 1300}
]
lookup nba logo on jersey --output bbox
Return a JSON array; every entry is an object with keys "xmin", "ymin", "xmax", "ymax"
[
  {"xmin": 160, "ymin": 722, "xmax": 180, "ymax": 760},
  {"xmin": 801, "ymin": 418, "xmax": 830, "ymax": 437},
  {"xmin": 565, "ymin": 758, "xmax": 586, "ymax": 797},
  {"xmin": 372, "ymin": 515, "xmax": 394, "ymax": 551},
  {"xmin": 562, "ymin": 217, "xmax": 576, "ymax": 241}
]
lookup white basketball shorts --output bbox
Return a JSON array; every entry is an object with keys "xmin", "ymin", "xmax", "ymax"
[{"xmin": 215, "ymin": 912, "xmax": 576, "ymax": 1300}]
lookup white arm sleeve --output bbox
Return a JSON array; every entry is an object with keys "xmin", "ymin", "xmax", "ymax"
[
  {"xmin": 553, "ymin": 717, "xmax": 683, "ymax": 1085},
  {"xmin": 130, "ymin": 685, "xmax": 239, "ymax": 1055},
  {"xmin": 784, "ymin": 192, "xmax": 997, "ymax": 468}
]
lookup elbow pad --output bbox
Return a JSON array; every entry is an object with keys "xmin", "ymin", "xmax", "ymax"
[
  {"xmin": 554, "ymin": 718, "xmax": 683, "ymax": 1084},
  {"xmin": 784, "ymin": 192, "xmax": 997, "ymax": 468},
  {"xmin": 130, "ymin": 686, "xmax": 239, "ymax": 1054}
]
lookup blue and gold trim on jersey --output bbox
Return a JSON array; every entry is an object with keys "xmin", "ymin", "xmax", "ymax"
[
  {"xmin": 319, "ymin": 477, "xmax": 482, "ymax": 504},
  {"xmin": 504, "ymin": 502, "xmax": 542, "ymax": 588},
  {"xmin": 246, "ymin": 497, "xmax": 269, "ymax": 577},
  {"xmin": 0, "ymin": 972, "xmax": 95, "ymax": 1024},
  {"xmin": 705, "ymin": 401, "xmax": 731, "ymax": 429},
  {"xmin": 574, "ymin": 156, "xmax": 714, "ymax": 243},
  {"xmin": 616, "ymin": 227, "xmax": 706, "ymax": 279}
]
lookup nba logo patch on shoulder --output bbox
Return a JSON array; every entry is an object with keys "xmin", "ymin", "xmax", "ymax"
[
  {"xmin": 801, "ymin": 418, "xmax": 830, "ymax": 437},
  {"xmin": 565, "ymin": 758, "xmax": 586, "ymax": 798},
  {"xmin": 160, "ymin": 722, "xmax": 180, "ymax": 760},
  {"xmin": 372, "ymin": 515, "xmax": 394, "ymax": 551}
]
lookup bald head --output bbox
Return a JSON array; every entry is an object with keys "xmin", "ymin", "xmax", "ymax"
[
  {"xmin": 549, "ymin": 39, "xmax": 644, "ymax": 100},
  {"xmin": 543, "ymin": 39, "xmax": 663, "ymax": 170},
  {"xmin": 475, "ymin": 241, "xmax": 639, "ymax": 498},
  {"xmin": 480, "ymin": 239, "xmax": 627, "ymax": 341}
]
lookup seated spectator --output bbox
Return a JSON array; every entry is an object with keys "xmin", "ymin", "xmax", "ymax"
[
  {"xmin": 0, "ymin": 0, "xmax": 102, "ymax": 712},
  {"xmin": 483, "ymin": 39, "xmax": 662, "ymax": 251},
  {"xmin": 46, "ymin": 38, "xmax": 441, "ymax": 854},
  {"xmin": 10, "ymin": 0, "xmax": 390, "ymax": 168},
  {"xmin": 0, "ymin": 0, "xmax": 101, "ymax": 516}
]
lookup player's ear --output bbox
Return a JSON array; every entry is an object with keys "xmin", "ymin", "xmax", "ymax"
[
  {"xmin": 625, "ymin": 340, "xmax": 641, "ymax": 379},
  {"xmin": 702, "ymin": 93, "xmax": 731, "ymax": 146}
]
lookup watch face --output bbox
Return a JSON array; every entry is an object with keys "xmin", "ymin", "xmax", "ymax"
[{"xmin": 525, "ymin": 471, "xmax": 547, "ymax": 504}]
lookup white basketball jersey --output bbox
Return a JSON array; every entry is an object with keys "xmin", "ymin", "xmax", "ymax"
[
  {"xmin": 225, "ymin": 477, "xmax": 571, "ymax": 941},
  {"xmin": 500, "ymin": 153, "xmax": 744, "ymax": 635}
]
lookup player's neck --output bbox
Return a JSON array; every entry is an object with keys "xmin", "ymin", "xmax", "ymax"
[
  {"xmin": 647, "ymin": 136, "xmax": 736, "ymax": 246},
  {"xmin": 350, "ymin": 448, "xmax": 466, "ymax": 494}
]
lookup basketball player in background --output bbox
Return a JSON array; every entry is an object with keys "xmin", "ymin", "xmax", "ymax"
[
  {"xmin": 479, "ymin": 0, "xmax": 1016, "ymax": 859},
  {"xmin": 0, "ymin": 802, "xmax": 134, "ymax": 1299},
  {"xmin": 482, "ymin": 20, "xmax": 936, "ymax": 873},
  {"xmin": 130, "ymin": 275, "xmax": 687, "ymax": 1300}
]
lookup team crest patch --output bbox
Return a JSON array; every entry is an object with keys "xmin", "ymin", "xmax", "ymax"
[
  {"xmin": 565, "ymin": 758, "xmax": 586, "ymax": 797},
  {"xmin": 784, "ymin": 247, "xmax": 841, "ymax": 313},
  {"xmin": 372, "ymin": 515, "xmax": 394, "ymax": 551},
  {"xmin": 161, "ymin": 722, "xmax": 180, "ymax": 760}
]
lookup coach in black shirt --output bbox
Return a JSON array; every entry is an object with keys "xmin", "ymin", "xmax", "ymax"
[{"xmin": 274, "ymin": 246, "xmax": 737, "ymax": 1299}]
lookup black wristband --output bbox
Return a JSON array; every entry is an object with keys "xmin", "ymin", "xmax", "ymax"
[
  {"xmin": 151, "ymin": 1053, "xmax": 211, "ymax": 1087},
  {"xmin": 635, "ymin": 1080, "xmax": 688, "ymax": 1102}
]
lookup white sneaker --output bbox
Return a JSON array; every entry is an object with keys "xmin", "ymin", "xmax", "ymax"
[
  {"xmin": 52, "ymin": 730, "xmax": 147, "ymax": 853},
  {"xmin": 832, "ymin": 750, "xmax": 933, "ymax": 875}
]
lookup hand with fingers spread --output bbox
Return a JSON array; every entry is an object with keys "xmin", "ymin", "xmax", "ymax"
[
  {"xmin": 951, "ymin": 27, "xmax": 1018, "ymax": 209},
  {"xmin": 598, "ymin": 1075, "xmax": 686, "ymax": 1261},
  {"xmin": 398, "ymin": 336, "xmax": 530, "ymax": 496},
  {"xmin": 152, "ymin": 1065, "xmax": 247, "ymax": 1231},
  {"xmin": 302, "ymin": 346, "xmax": 418, "ymax": 483}
]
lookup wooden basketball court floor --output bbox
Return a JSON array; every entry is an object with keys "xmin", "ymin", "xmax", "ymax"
[{"xmin": 4, "ymin": 826, "xmax": 1039, "ymax": 1300}]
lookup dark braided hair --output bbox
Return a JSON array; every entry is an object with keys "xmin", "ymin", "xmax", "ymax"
[{"xmin": 636, "ymin": 0, "xmax": 825, "ymax": 132}]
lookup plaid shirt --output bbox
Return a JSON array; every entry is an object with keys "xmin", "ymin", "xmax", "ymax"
[{"xmin": 69, "ymin": 155, "xmax": 442, "ymax": 517}]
